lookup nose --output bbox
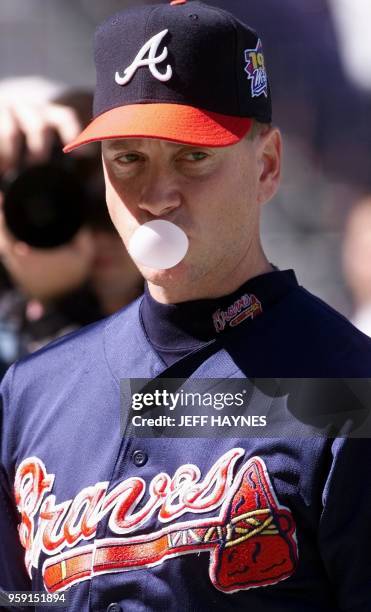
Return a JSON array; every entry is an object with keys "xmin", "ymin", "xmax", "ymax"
[{"xmin": 137, "ymin": 169, "xmax": 182, "ymax": 218}]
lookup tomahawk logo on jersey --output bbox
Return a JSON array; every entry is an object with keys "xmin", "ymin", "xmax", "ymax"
[{"xmin": 15, "ymin": 449, "xmax": 298, "ymax": 594}]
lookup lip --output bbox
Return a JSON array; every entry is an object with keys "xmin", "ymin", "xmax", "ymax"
[{"xmin": 133, "ymin": 218, "xmax": 190, "ymax": 236}]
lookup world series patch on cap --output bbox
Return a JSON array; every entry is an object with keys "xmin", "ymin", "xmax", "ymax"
[{"xmin": 64, "ymin": 0, "xmax": 272, "ymax": 152}]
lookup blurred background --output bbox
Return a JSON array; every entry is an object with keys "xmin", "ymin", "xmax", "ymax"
[{"xmin": 0, "ymin": 0, "xmax": 371, "ymax": 371}]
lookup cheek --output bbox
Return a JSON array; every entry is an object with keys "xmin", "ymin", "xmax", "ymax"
[
  {"xmin": 103, "ymin": 169, "xmax": 135, "ymax": 246},
  {"xmin": 103, "ymin": 165, "xmax": 121, "ymax": 214},
  {"xmin": 104, "ymin": 181, "xmax": 121, "ymax": 223},
  {"xmin": 213, "ymin": 167, "xmax": 257, "ymax": 228}
]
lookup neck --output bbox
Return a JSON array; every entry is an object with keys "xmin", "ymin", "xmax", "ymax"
[{"xmin": 148, "ymin": 245, "xmax": 273, "ymax": 304}]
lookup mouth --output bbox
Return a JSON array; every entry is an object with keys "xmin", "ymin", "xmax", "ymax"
[{"xmin": 134, "ymin": 217, "xmax": 189, "ymax": 232}]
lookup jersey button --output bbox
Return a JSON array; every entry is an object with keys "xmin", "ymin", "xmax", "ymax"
[
  {"xmin": 132, "ymin": 449, "xmax": 148, "ymax": 467},
  {"xmin": 106, "ymin": 604, "xmax": 121, "ymax": 612}
]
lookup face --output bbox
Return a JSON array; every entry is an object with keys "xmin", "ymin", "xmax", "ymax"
[{"xmin": 102, "ymin": 130, "xmax": 280, "ymax": 301}]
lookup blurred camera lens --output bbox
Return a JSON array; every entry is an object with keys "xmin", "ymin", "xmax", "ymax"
[{"xmin": 3, "ymin": 165, "xmax": 87, "ymax": 249}]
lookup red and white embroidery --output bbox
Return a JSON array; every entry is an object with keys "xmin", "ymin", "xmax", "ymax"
[
  {"xmin": 212, "ymin": 294, "xmax": 262, "ymax": 333},
  {"xmin": 14, "ymin": 449, "xmax": 298, "ymax": 594}
]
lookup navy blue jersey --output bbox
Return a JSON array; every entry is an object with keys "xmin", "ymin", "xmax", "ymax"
[{"xmin": 1, "ymin": 271, "xmax": 371, "ymax": 611}]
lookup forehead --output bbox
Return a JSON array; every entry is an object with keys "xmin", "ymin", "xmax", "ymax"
[{"xmin": 102, "ymin": 138, "xmax": 212, "ymax": 151}]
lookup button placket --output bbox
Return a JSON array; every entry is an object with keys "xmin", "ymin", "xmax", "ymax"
[{"xmin": 132, "ymin": 449, "xmax": 148, "ymax": 467}]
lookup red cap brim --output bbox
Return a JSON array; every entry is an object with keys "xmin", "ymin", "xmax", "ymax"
[{"xmin": 63, "ymin": 103, "xmax": 253, "ymax": 152}]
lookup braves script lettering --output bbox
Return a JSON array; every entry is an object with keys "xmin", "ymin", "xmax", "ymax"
[
  {"xmin": 115, "ymin": 29, "xmax": 172, "ymax": 85},
  {"xmin": 14, "ymin": 449, "xmax": 298, "ymax": 594},
  {"xmin": 212, "ymin": 293, "xmax": 262, "ymax": 333}
]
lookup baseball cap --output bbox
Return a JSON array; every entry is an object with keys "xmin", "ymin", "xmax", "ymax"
[{"xmin": 64, "ymin": 0, "xmax": 272, "ymax": 153}]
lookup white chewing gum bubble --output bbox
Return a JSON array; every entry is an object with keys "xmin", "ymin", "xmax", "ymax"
[{"xmin": 128, "ymin": 220, "xmax": 189, "ymax": 269}]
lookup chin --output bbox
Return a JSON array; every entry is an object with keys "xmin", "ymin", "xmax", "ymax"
[{"xmin": 140, "ymin": 260, "xmax": 189, "ymax": 285}]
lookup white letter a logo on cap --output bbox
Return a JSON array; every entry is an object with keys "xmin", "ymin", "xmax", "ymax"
[{"xmin": 115, "ymin": 29, "xmax": 172, "ymax": 86}]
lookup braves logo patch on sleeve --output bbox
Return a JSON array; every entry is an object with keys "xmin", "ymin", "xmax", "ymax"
[{"xmin": 14, "ymin": 449, "xmax": 298, "ymax": 594}]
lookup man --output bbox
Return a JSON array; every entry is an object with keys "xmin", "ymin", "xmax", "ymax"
[
  {"xmin": 0, "ymin": 86, "xmax": 144, "ymax": 365},
  {"xmin": 0, "ymin": 165, "xmax": 101, "ymax": 369},
  {"xmin": 1, "ymin": 2, "xmax": 371, "ymax": 611}
]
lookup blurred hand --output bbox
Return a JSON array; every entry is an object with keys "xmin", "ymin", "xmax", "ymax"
[
  {"xmin": 0, "ymin": 77, "xmax": 91, "ymax": 175},
  {"xmin": 0, "ymin": 101, "xmax": 83, "ymax": 173}
]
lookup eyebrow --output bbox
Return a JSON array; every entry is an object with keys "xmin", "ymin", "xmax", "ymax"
[
  {"xmin": 103, "ymin": 139, "xmax": 145, "ymax": 151},
  {"xmin": 102, "ymin": 139, "xmax": 208, "ymax": 153}
]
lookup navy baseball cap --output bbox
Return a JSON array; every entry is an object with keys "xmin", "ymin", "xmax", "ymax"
[{"xmin": 64, "ymin": 0, "xmax": 272, "ymax": 152}]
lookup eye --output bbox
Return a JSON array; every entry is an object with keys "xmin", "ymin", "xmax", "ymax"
[
  {"xmin": 180, "ymin": 151, "xmax": 209, "ymax": 162},
  {"xmin": 115, "ymin": 152, "xmax": 143, "ymax": 164}
]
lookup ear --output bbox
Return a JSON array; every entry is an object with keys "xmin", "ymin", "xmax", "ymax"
[{"xmin": 256, "ymin": 127, "xmax": 282, "ymax": 206}]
